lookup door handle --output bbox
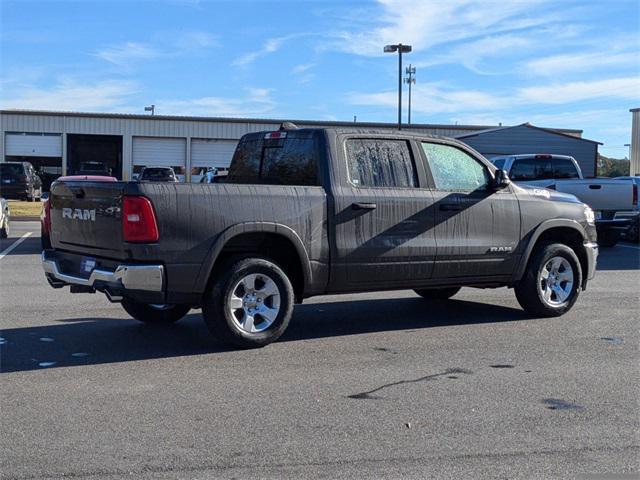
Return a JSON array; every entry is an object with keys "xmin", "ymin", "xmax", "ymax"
[
  {"xmin": 588, "ymin": 184, "xmax": 602, "ymax": 190},
  {"xmin": 439, "ymin": 203, "xmax": 462, "ymax": 211},
  {"xmin": 352, "ymin": 202, "xmax": 377, "ymax": 210}
]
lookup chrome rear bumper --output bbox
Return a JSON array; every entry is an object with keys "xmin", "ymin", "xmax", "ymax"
[{"xmin": 42, "ymin": 251, "xmax": 164, "ymax": 293}]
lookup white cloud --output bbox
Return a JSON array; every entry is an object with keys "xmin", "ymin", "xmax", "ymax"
[
  {"xmin": 518, "ymin": 77, "xmax": 640, "ymax": 104},
  {"xmin": 0, "ymin": 78, "xmax": 137, "ymax": 111},
  {"xmin": 157, "ymin": 87, "xmax": 276, "ymax": 117},
  {"xmin": 524, "ymin": 51, "xmax": 640, "ymax": 76},
  {"xmin": 331, "ymin": 0, "xmax": 557, "ymax": 56},
  {"xmin": 416, "ymin": 33, "xmax": 532, "ymax": 74},
  {"xmin": 232, "ymin": 34, "xmax": 307, "ymax": 67},
  {"xmin": 350, "ymin": 82, "xmax": 506, "ymax": 115},
  {"xmin": 96, "ymin": 42, "xmax": 161, "ymax": 66},
  {"xmin": 291, "ymin": 63, "xmax": 315, "ymax": 74},
  {"xmin": 95, "ymin": 32, "xmax": 218, "ymax": 67},
  {"xmin": 350, "ymin": 75, "xmax": 640, "ymax": 120},
  {"xmin": 175, "ymin": 31, "xmax": 218, "ymax": 49}
]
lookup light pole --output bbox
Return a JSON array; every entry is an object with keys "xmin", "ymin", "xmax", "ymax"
[
  {"xmin": 144, "ymin": 104, "xmax": 155, "ymax": 115},
  {"xmin": 625, "ymin": 143, "xmax": 631, "ymax": 160},
  {"xmin": 405, "ymin": 64, "xmax": 416, "ymax": 125},
  {"xmin": 384, "ymin": 43, "xmax": 412, "ymax": 130}
]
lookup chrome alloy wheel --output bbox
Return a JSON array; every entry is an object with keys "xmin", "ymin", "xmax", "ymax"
[
  {"xmin": 228, "ymin": 273, "xmax": 281, "ymax": 333},
  {"xmin": 538, "ymin": 256, "xmax": 574, "ymax": 306},
  {"xmin": 149, "ymin": 304, "xmax": 173, "ymax": 310}
]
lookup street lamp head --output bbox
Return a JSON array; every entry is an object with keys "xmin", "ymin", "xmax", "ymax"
[{"xmin": 383, "ymin": 44, "xmax": 413, "ymax": 53}]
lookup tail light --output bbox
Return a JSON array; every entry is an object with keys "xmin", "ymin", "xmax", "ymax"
[
  {"xmin": 633, "ymin": 183, "xmax": 638, "ymax": 208},
  {"xmin": 18, "ymin": 175, "xmax": 28, "ymax": 182},
  {"xmin": 122, "ymin": 196, "xmax": 159, "ymax": 243},
  {"xmin": 41, "ymin": 197, "xmax": 51, "ymax": 235}
]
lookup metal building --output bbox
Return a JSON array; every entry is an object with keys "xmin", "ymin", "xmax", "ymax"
[
  {"xmin": 456, "ymin": 123, "xmax": 601, "ymax": 177},
  {"xmin": 630, "ymin": 108, "xmax": 639, "ymax": 176},
  {"xmin": 0, "ymin": 110, "xmax": 597, "ymax": 189}
]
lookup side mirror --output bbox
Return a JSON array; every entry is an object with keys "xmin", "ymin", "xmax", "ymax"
[{"xmin": 493, "ymin": 169, "xmax": 511, "ymax": 189}]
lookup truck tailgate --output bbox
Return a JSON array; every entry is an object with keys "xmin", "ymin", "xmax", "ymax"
[
  {"xmin": 555, "ymin": 179, "xmax": 635, "ymax": 212},
  {"xmin": 49, "ymin": 181, "xmax": 127, "ymax": 258}
]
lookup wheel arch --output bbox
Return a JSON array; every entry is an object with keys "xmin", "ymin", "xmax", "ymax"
[
  {"xmin": 195, "ymin": 222, "xmax": 312, "ymax": 301},
  {"xmin": 514, "ymin": 219, "xmax": 589, "ymax": 288}
]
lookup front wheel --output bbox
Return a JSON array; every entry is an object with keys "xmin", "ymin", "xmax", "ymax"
[
  {"xmin": 515, "ymin": 243, "xmax": 582, "ymax": 317},
  {"xmin": 121, "ymin": 299, "xmax": 191, "ymax": 324},
  {"xmin": 598, "ymin": 229, "xmax": 619, "ymax": 248},
  {"xmin": 202, "ymin": 257, "xmax": 294, "ymax": 349},
  {"xmin": 414, "ymin": 287, "xmax": 461, "ymax": 300}
]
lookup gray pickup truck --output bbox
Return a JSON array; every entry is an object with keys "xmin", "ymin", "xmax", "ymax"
[{"xmin": 42, "ymin": 127, "xmax": 598, "ymax": 348}]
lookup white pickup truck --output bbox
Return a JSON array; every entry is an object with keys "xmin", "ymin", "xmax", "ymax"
[{"xmin": 490, "ymin": 154, "xmax": 638, "ymax": 246}]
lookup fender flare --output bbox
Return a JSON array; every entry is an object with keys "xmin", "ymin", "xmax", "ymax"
[
  {"xmin": 513, "ymin": 219, "xmax": 587, "ymax": 281},
  {"xmin": 194, "ymin": 222, "xmax": 313, "ymax": 293}
]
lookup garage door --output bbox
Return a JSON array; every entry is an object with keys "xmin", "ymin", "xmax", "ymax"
[
  {"xmin": 132, "ymin": 137, "xmax": 186, "ymax": 181},
  {"xmin": 191, "ymin": 139, "xmax": 237, "ymax": 168},
  {"xmin": 191, "ymin": 138, "xmax": 237, "ymax": 183},
  {"xmin": 5, "ymin": 133, "xmax": 62, "ymax": 157}
]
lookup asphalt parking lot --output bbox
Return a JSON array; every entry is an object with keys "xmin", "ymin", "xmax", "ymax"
[{"xmin": 1, "ymin": 221, "xmax": 638, "ymax": 480}]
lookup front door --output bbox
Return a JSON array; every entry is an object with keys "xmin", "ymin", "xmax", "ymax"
[
  {"xmin": 420, "ymin": 142, "xmax": 521, "ymax": 279},
  {"xmin": 330, "ymin": 136, "xmax": 438, "ymax": 291}
]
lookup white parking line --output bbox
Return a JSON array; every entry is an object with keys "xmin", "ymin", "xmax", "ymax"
[
  {"xmin": 617, "ymin": 243, "xmax": 640, "ymax": 250},
  {"xmin": 0, "ymin": 232, "xmax": 33, "ymax": 260}
]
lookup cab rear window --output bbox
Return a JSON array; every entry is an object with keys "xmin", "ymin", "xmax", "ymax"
[{"xmin": 226, "ymin": 133, "xmax": 318, "ymax": 186}]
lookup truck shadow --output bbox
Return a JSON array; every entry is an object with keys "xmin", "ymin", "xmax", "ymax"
[
  {"xmin": 596, "ymin": 244, "xmax": 640, "ymax": 271},
  {"xmin": 0, "ymin": 297, "xmax": 531, "ymax": 373}
]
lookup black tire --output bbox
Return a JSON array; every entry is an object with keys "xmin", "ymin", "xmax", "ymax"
[
  {"xmin": 41, "ymin": 232, "xmax": 51, "ymax": 250},
  {"xmin": 202, "ymin": 256, "xmax": 294, "ymax": 349},
  {"xmin": 414, "ymin": 287, "xmax": 461, "ymax": 300},
  {"xmin": 121, "ymin": 299, "xmax": 191, "ymax": 324},
  {"xmin": 623, "ymin": 215, "xmax": 640, "ymax": 243},
  {"xmin": 598, "ymin": 230, "xmax": 618, "ymax": 248},
  {"xmin": 515, "ymin": 243, "xmax": 582, "ymax": 317},
  {"xmin": 0, "ymin": 217, "xmax": 8, "ymax": 239}
]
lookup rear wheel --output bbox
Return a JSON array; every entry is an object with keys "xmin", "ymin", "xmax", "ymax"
[
  {"xmin": 0, "ymin": 216, "xmax": 9, "ymax": 238},
  {"xmin": 515, "ymin": 243, "xmax": 582, "ymax": 317},
  {"xmin": 202, "ymin": 257, "xmax": 294, "ymax": 349},
  {"xmin": 121, "ymin": 299, "xmax": 191, "ymax": 324},
  {"xmin": 414, "ymin": 287, "xmax": 461, "ymax": 300}
]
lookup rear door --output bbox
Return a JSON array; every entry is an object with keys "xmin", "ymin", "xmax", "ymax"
[
  {"xmin": 329, "ymin": 135, "xmax": 437, "ymax": 291},
  {"xmin": 421, "ymin": 141, "xmax": 521, "ymax": 279}
]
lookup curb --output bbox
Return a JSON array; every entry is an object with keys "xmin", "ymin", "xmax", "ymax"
[{"xmin": 10, "ymin": 216, "xmax": 40, "ymax": 222}]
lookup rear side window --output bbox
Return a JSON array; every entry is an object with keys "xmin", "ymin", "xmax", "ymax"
[
  {"xmin": 553, "ymin": 158, "xmax": 579, "ymax": 179},
  {"xmin": 227, "ymin": 135, "xmax": 318, "ymax": 186},
  {"xmin": 345, "ymin": 139, "xmax": 417, "ymax": 188},
  {"xmin": 0, "ymin": 164, "xmax": 25, "ymax": 176},
  {"xmin": 509, "ymin": 158, "xmax": 553, "ymax": 181},
  {"xmin": 422, "ymin": 143, "xmax": 490, "ymax": 191}
]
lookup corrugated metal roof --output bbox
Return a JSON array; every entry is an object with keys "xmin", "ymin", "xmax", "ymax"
[
  {"xmin": 455, "ymin": 122, "xmax": 600, "ymax": 145},
  {"xmin": 0, "ymin": 109, "xmax": 584, "ymax": 136}
]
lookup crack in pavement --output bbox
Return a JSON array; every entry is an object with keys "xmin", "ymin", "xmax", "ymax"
[{"xmin": 347, "ymin": 367, "xmax": 473, "ymax": 400}]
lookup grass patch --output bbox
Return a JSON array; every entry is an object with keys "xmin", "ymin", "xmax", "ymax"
[{"xmin": 7, "ymin": 200, "xmax": 42, "ymax": 218}]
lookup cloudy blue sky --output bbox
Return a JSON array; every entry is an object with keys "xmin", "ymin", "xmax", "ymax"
[{"xmin": 1, "ymin": 0, "xmax": 638, "ymax": 157}]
